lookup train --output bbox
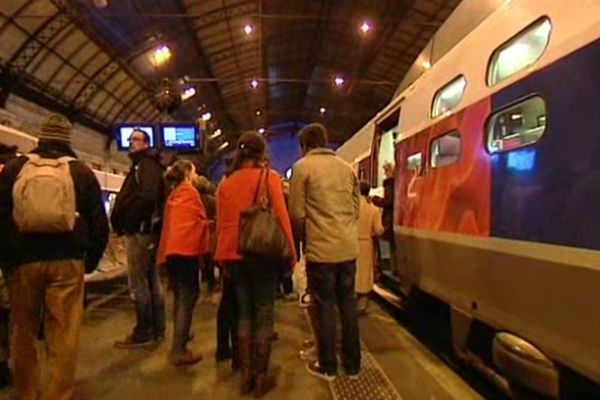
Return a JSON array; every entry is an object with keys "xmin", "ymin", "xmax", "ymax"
[
  {"xmin": 0, "ymin": 122, "xmax": 127, "ymax": 282},
  {"xmin": 338, "ymin": 0, "xmax": 600, "ymax": 398}
]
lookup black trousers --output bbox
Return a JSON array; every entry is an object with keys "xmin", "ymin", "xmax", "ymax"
[
  {"xmin": 167, "ymin": 256, "xmax": 200, "ymax": 354},
  {"xmin": 306, "ymin": 260, "xmax": 361, "ymax": 375},
  {"xmin": 216, "ymin": 274, "xmax": 238, "ymax": 353}
]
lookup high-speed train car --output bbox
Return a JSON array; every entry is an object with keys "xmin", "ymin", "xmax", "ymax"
[
  {"xmin": 339, "ymin": 0, "xmax": 600, "ymax": 397},
  {"xmin": 0, "ymin": 123, "xmax": 127, "ymax": 282}
]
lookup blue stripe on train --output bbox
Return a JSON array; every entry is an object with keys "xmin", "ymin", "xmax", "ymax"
[{"xmin": 491, "ymin": 37, "xmax": 600, "ymax": 250}]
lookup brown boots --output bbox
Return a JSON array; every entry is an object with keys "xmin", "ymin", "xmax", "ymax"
[
  {"xmin": 254, "ymin": 338, "xmax": 274, "ymax": 398},
  {"xmin": 237, "ymin": 334, "xmax": 275, "ymax": 398}
]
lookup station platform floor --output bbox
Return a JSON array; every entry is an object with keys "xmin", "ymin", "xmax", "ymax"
[{"xmin": 0, "ymin": 281, "xmax": 485, "ymax": 400}]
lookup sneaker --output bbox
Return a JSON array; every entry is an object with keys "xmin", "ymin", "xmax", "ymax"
[
  {"xmin": 346, "ymin": 371, "xmax": 360, "ymax": 380},
  {"xmin": 306, "ymin": 360, "xmax": 336, "ymax": 382},
  {"xmin": 114, "ymin": 334, "xmax": 156, "ymax": 349},
  {"xmin": 299, "ymin": 346, "xmax": 316, "ymax": 361},
  {"xmin": 170, "ymin": 349, "xmax": 202, "ymax": 367}
]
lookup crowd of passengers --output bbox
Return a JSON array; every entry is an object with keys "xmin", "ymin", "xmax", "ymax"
[{"xmin": 0, "ymin": 114, "xmax": 397, "ymax": 400}]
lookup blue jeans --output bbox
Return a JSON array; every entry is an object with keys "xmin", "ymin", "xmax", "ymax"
[
  {"xmin": 229, "ymin": 260, "xmax": 279, "ymax": 344},
  {"xmin": 307, "ymin": 260, "xmax": 361, "ymax": 374},
  {"xmin": 126, "ymin": 234, "xmax": 165, "ymax": 340},
  {"xmin": 167, "ymin": 256, "xmax": 200, "ymax": 354}
]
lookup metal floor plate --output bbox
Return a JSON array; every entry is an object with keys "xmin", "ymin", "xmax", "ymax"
[{"xmin": 331, "ymin": 350, "xmax": 404, "ymax": 400}]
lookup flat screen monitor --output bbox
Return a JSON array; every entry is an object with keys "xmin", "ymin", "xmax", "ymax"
[
  {"xmin": 160, "ymin": 124, "xmax": 200, "ymax": 151},
  {"xmin": 115, "ymin": 125, "xmax": 155, "ymax": 151}
]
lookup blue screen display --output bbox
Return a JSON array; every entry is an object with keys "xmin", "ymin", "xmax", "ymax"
[{"xmin": 161, "ymin": 126, "xmax": 198, "ymax": 149}]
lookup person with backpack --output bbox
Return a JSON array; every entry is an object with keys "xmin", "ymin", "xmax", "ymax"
[
  {"xmin": 0, "ymin": 114, "xmax": 109, "ymax": 399},
  {"xmin": 110, "ymin": 128, "xmax": 166, "ymax": 348},
  {"xmin": 157, "ymin": 160, "xmax": 210, "ymax": 366},
  {"xmin": 215, "ymin": 132, "xmax": 296, "ymax": 397}
]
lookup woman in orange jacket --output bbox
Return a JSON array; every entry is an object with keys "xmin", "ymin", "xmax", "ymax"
[
  {"xmin": 157, "ymin": 160, "xmax": 209, "ymax": 367},
  {"xmin": 215, "ymin": 132, "xmax": 296, "ymax": 397}
]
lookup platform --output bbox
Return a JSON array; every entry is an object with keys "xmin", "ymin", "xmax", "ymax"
[{"xmin": 0, "ymin": 281, "xmax": 483, "ymax": 400}]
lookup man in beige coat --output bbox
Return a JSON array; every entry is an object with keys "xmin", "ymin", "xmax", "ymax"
[{"xmin": 289, "ymin": 123, "xmax": 361, "ymax": 381}]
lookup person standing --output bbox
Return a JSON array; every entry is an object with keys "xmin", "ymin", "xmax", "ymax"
[
  {"xmin": 157, "ymin": 160, "xmax": 209, "ymax": 366},
  {"xmin": 356, "ymin": 181, "xmax": 384, "ymax": 314},
  {"xmin": 215, "ymin": 132, "xmax": 296, "ymax": 397},
  {"xmin": 372, "ymin": 162, "xmax": 398, "ymax": 285},
  {"xmin": 0, "ymin": 114, "xmax": 109, "ymax": 399},
  {"xmin": 111, "ymin": 129, "xmax": 166, "ymax": 348},
  {"xmin": 289, "ymin": 123, "xmax": 361, "ymax": 381},
  {"xmin": 0, "ymin": 143, "xmax": 18, "ymax": 389}
]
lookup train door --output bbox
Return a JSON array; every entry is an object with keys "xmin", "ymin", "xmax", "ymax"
[{"xmin": 371, "ymin": 108, "xmax": 401, "ymax": 293}]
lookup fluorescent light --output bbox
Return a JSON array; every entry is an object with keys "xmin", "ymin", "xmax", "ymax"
[
  {"xmin": 151, "ymin": 45, "xmax": 171, "ymax": 67},
  {"xmin": 258, "ymin": 128, "xmax": 266, "ymax": 134},
  {"xmin": 319, "ymin": 107, "xmax": 326, "ymax": 114},
  {"xmin": 250, "ymin": 79, "xmax": 259, "ymax": 89},
  {"xmin": 360, "ymin": 22, "xmax": 372, "ymax": 34},
  {"xmin": 217, "ymin": 142, "xmax": 229, "ymax": 151},
  {"xmin": 202, "ymin": 112, "xmax": 212, "ymax": 121},
  {"xmin": 210, "ymin": 129, "xmax": 222, "ymax": 140},
  {"xmin": 181, "ymin": 86, "xmax": 196, "ymax": 101},
  {"xmin": 244, "ymin": 24, "xmax": 253, "ymax": 35},
  {"xmin": 255, "ymin": 109, "xmax": 262, "ymax": 117},
  {"xmin": 334, "ymin": 76, "xmax": 345, "ymax": 86}
]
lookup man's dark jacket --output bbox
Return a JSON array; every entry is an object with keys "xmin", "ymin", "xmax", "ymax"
[
  {"xmin": 110, "ymin": 149, "xmax": 165, "ymax": 236},
  {"xmin": 0, "ymin": 144, "xmax": 109, "ymax": 273}
]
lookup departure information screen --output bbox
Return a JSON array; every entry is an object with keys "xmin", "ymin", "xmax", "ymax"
[{"xmin": 162, "ymin": 125, "xmax": 198, "ymax": 149}]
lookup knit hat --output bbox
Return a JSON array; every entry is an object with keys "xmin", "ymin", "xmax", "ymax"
[
  {"xmin": 38, "ymin": 113, "xmax": 72, "ymax": 146},
  {"xmin": 237, "ymin": 131, "xmax": 266, "ymax": 154}
]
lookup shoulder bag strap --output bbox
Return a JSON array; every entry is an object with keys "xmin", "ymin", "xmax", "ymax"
[{"xmin": 253, "ymin": 168, "xmax": 266, "ymax": 206}]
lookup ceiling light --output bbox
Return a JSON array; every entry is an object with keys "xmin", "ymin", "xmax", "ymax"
[
  {"xmin": 334, "ymin": 76, "xmax": 345, "ymax": 86},
  {"xmin": 255, "ymin": 109, "xmax": 262, "ymax": 117},
  {"xmin": 244, "ymin": 24, "xmax": 254, "ymax": 35},
  {"xmin": 422, "ymin": 60, "xmax": 432, "ymax": 70},
  {"xmin": 210, "ymin": 129, "xmax": 222, "ymax": 139},
  {"xmin": 202, "ymin": 112, "xmax": 212, "ymax": 121},
  {"xmin": 151, "ymin": 45, "xmax": 171, "ymax": 67},
  {"xmin": 181, "ymin": 86, "xmax": 197, "ymax": 101},
  {"xmin": 217, "ymin": 142, "xmax": 229, "ymax": 152},
  {"xmin": 319, "ymin": 106, "xmax": 326, "ymax": 114},
  {"xmin": 250, "ymin": 79, "xmax": 259, "ymax": 89},
  {"xmin": 360, "ymin": 21, "xmax": 372, "ymax": 34},
  {"xmin": 258, "ymin": 128, "xmax": 266, "ymax": 134}
]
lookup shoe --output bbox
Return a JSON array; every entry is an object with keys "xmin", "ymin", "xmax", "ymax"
[
  {"xmin": 254, "ymin": 374, "xmax": 275, "ymax": 398},
  {"xmin": 299, "ymin": 346, "xmax": 316, "ymax": 361},
  {"xmin": 170, "ymin": 349, "xmax": 202, "ymax": 367},
  {"xmin": 346, "ymin": 371, "xmax": 360, "ymax": 380},
  {"xmin": 114, "ymin": 334, "xmax": 155, "ymax": 349},
  {"xmin": 306, "ymin": 360, "xmax": 336, "ymax": 382},
  {"xmin": 0, "ymin": 361, "xmax": 11, "ymax": 389},
  {"xmin": 284, "ymin": 293, "xmax": 298, "ymax": 302}
]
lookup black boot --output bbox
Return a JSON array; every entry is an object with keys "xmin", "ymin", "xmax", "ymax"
[
  {"xmin": 0, "ymin": 361, "xmax": 11, "ymax": 389},
  {"xmin": 254, "ymin": 338, "xmax": 275, "ymax": 398}
]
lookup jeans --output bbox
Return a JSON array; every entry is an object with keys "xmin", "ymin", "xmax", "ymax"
[
  {"xmin": 229, "ymin": 260, "xmax": 279, "ymax": 345},
  {"xmin": 167, "ymin": 256, "xmax": 200, "ymax": 354},
  {"xmin": 216, "ymin": 274, "xmax": 238, "ymax": 354},
  {"xmin": 126, "ymin": 233, "xmax": 166, "ymax": 340},
  {"xmin": 10, "ymin": 260, "xmax": 84, "ymax": 400},
  {"xmin": 307, "ymin": 260, "xmax": 361, "ymax": 375}
]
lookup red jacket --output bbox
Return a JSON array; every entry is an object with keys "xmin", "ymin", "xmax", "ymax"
[
  {"xmin": 215, "ymin": 166, "xmax": 297, "ymax": 269},
  {"xmin": 157, "ymin": 182, "xmax": 209, "ymax": 265}
]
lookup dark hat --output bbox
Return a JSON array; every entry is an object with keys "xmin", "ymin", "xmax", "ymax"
[
  {"xmin": 38, "ymin": 113, "xmax": 72, "ymax": 146},
  {"xmin": 237, "ymin": 131, "xmax": 266, "ymax": 154}
]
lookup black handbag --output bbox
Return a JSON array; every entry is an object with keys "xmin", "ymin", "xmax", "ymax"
[{"xmin": 238, "ymin": 168, "xmax": 292, "ymax": 261}]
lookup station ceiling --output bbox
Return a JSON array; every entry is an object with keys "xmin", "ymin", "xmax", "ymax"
[{"xmin": 0, "ymin": 0, "xmax": 460, "ymax": 149}]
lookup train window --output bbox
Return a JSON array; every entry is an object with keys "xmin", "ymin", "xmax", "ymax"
[
  {"xmin": 486, "ymin": 96, "xmax": 547, "ymax": 154},
  {"xmin": 431, "ymin": 131, "xmax": 461, "ymax": 168},
  {"xmin": 488, "ymin": 18, "xmax": 552, "ymax": 86},
  {"xmin": 431, "ymin": 76, "xmax": 467, "ymax": 118},
  {"xmin": 407, "ymin": 152, "xmax": 423, "ymax": 174}
]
